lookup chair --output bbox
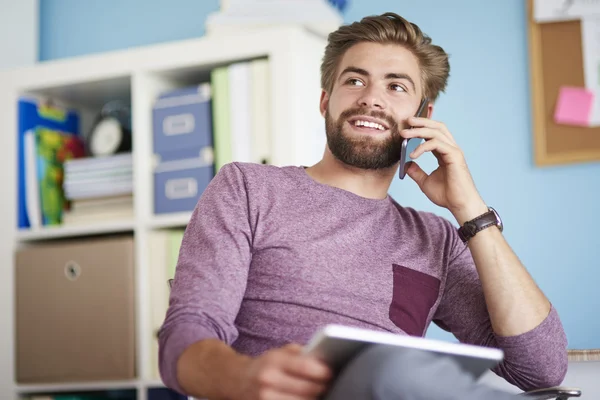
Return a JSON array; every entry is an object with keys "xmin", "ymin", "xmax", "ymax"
[{"xmin": 164, "ymin": 279, "xmax": 581, "ymax": 399}]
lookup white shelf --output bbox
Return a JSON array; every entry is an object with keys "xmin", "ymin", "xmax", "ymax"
[
  {"xmin": 144, "ymin": 379, "xmax": 167, "ymax": 388},
  {"xmin": 16, "ymin": 220, "xmax": 136, "ymax": 241},
  {"xmin": 15, "ymin": 379, "xmax": 167, "ymax": 394},
  {"xmin": 15, "ymin": 379, "xmax": 140, "ymax": 394},
  {"xmin": 147, "ymin": 212, "xmax": 192, "ymax": 229}
]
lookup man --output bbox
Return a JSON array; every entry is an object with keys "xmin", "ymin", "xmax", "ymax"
[{"xmin": 158, "ymin": 12, "xmax": 568, "ymax": 400}]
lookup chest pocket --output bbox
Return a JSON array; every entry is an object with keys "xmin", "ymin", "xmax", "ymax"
[{"xmin": 388, "ymin": 264, "xmax": 440, "ymax": 336}]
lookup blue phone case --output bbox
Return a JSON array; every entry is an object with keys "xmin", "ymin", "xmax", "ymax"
[{"xmin": 399, "ymin": 97, "xmax": 429, "ymax": 179}]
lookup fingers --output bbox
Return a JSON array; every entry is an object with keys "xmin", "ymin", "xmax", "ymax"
[
  {"xmin": 405, "ymin": 162, "xmax": 429, "ymax": 188},
  {"xmin": 283, "ymin": 354, "xmax": 332, "ymax": 383},
  {"xmin": 409, "ymin": 138, "xmax": 459, "ymax": 162},
  {"xmin": 402, "ymin": 127, "xmax": 455, "ymax": 165},
  {"xmin": 259, "ymin": 387, "xmax": 319, "ymax": 400},
  {"xmin": 281, "ymin": 343, "xmax": 330, "ymax": 381},
  {"xmin": 405, "ymin": 117, "xmax": 456, "ymax": 144},
  {"xmin": 254, "ymin": 345, "xmax": 332, "ymax": 400},
  {"xmin": 402, "ymin": 127, "xmax": 455, "ymax": 147},
  {"xmin": 259, "ymin": 367, "xmax": 328, "ymax": 397}
]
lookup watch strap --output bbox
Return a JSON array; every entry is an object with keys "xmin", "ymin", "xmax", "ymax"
[{"xmin": 458, "ymin": 209, "xmax": 499, "ymax": 243}]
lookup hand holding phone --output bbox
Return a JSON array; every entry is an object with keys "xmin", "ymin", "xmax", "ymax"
[{"xmin": 398, "ymin": 97, "xmax": 429, "ymax": 180}]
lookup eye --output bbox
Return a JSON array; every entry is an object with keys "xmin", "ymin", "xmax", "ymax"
[
  {"xmin": 346, "ymin": 78, "xmax": 365, "ymax": 87},
  {"xmin": 389, "ymin": 83, "xmax": 407, "ymax": 92}
]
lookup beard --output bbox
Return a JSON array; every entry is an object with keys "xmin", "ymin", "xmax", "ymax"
[{"xmin": 324, "ymin": 107, "xmax": 404, "ymax": 170}]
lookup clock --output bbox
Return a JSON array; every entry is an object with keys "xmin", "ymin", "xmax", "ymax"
[{"xmin": 87, "ymin": 100, "xmax": 132, "ymax": 156}]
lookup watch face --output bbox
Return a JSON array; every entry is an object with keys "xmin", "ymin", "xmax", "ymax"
[
  {"xmin": 489, "ymin": 206, "xmax": 503, "ymax": 232},
  {"xmin": 90, "ymin": 117, "xmax": 122, "ymax": 156}
]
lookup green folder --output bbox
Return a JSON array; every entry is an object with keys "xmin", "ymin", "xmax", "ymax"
[
  {"xmin": 167, "ymin": 229, "xmax": 185, "ymax": 280},
  {"xmin": 210, "ymin": 66, "xmax": 232, "ymax": 172}
]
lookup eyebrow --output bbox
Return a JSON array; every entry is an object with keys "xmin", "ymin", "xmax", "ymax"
[{"xmin": 339, "ymin": 66, "xmax": 416, "ymax": 91}]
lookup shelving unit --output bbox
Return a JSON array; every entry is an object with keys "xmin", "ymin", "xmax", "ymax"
[
  {"xmin": 0, "ymin": 25, "xmax": 327, "ymax": 399},
  {"xmin": 16, "ymin": 220, "xmax": 136, "ymax": 242},
  {"xmin": 15, "ymin": 379, "xmax": 167, "ymax": 395},
  {"xmin": 15, "ymin": 380, "xmax": 142, "ymax": 395},
  {"xmin": 146, "ymin": 212, "xmax": 193, "ymax": 230}
]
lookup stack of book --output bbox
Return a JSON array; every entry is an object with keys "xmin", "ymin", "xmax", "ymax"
[
  {"xmin": 62, "ymin": 153, "xmax": 134, "ymax": 225},
  {"xmin": 211, "ymin": 57, "xmax": 272, "ymax": 171}
]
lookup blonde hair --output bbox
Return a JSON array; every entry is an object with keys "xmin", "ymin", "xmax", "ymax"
[{"xmin": 321, "ymin": 12, "xmax": 450, "ymax": 102}]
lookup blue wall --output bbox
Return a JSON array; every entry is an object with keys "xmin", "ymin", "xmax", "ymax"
[
  {"xmin": 39, "ymin": 0, "xmax": 220, "ymax": 60},
  {"xmin": 39, "ymin": 0, "xmax": 600, "ymax": 349}
]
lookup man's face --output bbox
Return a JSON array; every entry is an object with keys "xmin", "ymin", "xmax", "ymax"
[{"xmin": 321, "ymin": 42, "xmax": 427, "ymax": 170}]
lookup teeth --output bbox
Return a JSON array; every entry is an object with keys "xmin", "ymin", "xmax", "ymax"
[{"xmin": 353, "ymin": 120, "xmax": 386, "ymax": 130}]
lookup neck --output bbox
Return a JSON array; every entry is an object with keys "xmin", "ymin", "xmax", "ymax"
[{"xmin": 305, "ymin": 149, "xmax": 397, "ymax": 200}]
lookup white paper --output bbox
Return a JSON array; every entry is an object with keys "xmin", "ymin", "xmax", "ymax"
[
  {"xmin": 535, "ymin": 0, "xmax": 600, "ymax": 23},
  {"xmin": 213, "ymin": 0, "xmax": 342, "ymax": 21},
  {"xmin": 206, "ymin": 0, "xmax": 343, "ymax": 37},
  {"xmin": 581, "ymin": 16, "xmax": 600, "ymax": 126}
]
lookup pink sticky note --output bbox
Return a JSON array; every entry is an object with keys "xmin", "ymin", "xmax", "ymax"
[{"xmin": 554, "ymin": 86, "xmax": 594, "ymax": 126}]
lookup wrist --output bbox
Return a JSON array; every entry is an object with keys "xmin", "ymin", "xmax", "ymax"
[
  {"xmin": 177, "ymin": 339, "xmax": 252, "ymax": 400},
  {"xmin": 227, "ymin": 353, "xmax": 253, "ymax": 400},
  {"xmin": 451, "ymin": 199, "xmax": 488, "ymax": 226}
]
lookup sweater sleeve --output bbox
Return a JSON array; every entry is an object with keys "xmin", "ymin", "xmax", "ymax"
[
  {"xmin": 432, "ymin": 225, "xmax": 568, "ymax": 392},
  {"xmin": 157, "ymin": 162, "xmax": 253, "ymax": 395}
]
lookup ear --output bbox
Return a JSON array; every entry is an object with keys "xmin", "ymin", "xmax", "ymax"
[
  {"xmin": 426, "ymin": 102, "xmax": 434, "ymax": 118},
  {"xmin": 319, "ymin": 89, "xmax": 329, "ymax": 117}
]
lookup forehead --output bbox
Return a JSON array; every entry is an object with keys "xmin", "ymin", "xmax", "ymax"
[{"xmin": 337, "ymin": 42, "xmax": 421, "ymax": 82}]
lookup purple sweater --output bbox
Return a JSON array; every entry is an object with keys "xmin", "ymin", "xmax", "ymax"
[{"xmin": 158, "ymin": 162, "xmax": 568, "ymax": 394}]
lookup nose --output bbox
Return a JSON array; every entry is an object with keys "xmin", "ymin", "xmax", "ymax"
[{"xmin": 357, "ymin": 85, "xmax": 386, "ymax": 110}]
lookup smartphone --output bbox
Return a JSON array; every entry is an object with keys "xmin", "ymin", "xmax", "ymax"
[{"xmin": 398, "ymin": 97, "xmax": 429, "ymax": 180}]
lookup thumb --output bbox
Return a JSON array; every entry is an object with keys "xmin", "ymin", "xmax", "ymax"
[{"xmin": 405, "ymin": 161, "xmax": 428, "ymax": 189}]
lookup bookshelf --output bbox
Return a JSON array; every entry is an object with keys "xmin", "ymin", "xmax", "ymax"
[
  {"xmin": 16, "ymin": 220, "xmax": 137, "ymax": 242},
  {"xmin": 147, "ymin": 212, "xmax": 193, "ymax": 230},
  {"xmin": 0, "ymin": 26, "xmax": 327, "ymax": 400}
]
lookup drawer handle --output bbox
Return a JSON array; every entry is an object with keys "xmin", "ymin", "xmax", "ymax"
[
  {"xmin": 165, "ymin": 177, "xmax": 198, "ymax": 199},
  {"xmin": 64, "ymin": 261, "xmax": 82, "ymax": 281},
  {"xmin": 163, "ymin": 113, "xmax": 195, "ymax": 136}
]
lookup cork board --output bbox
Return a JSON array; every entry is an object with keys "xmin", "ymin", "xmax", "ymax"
[{"xmin": 527, "ymin": 0, "xmax": 600, "ymax": 166}]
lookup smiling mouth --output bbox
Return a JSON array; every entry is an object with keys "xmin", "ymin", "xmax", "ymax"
[{"xmin": 348, "ymin": 119, "xmax": 389, "ymax": 133}]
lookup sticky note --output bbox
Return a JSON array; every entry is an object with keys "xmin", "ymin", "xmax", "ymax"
[{"xmin": 554, "ymin": 86, "xmax": 594, "ymax": 126}]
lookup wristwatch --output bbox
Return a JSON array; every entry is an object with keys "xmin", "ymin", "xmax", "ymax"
[{"xmin": 457, "ymin": 206, "xmax": 503, "ymax": 243}]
